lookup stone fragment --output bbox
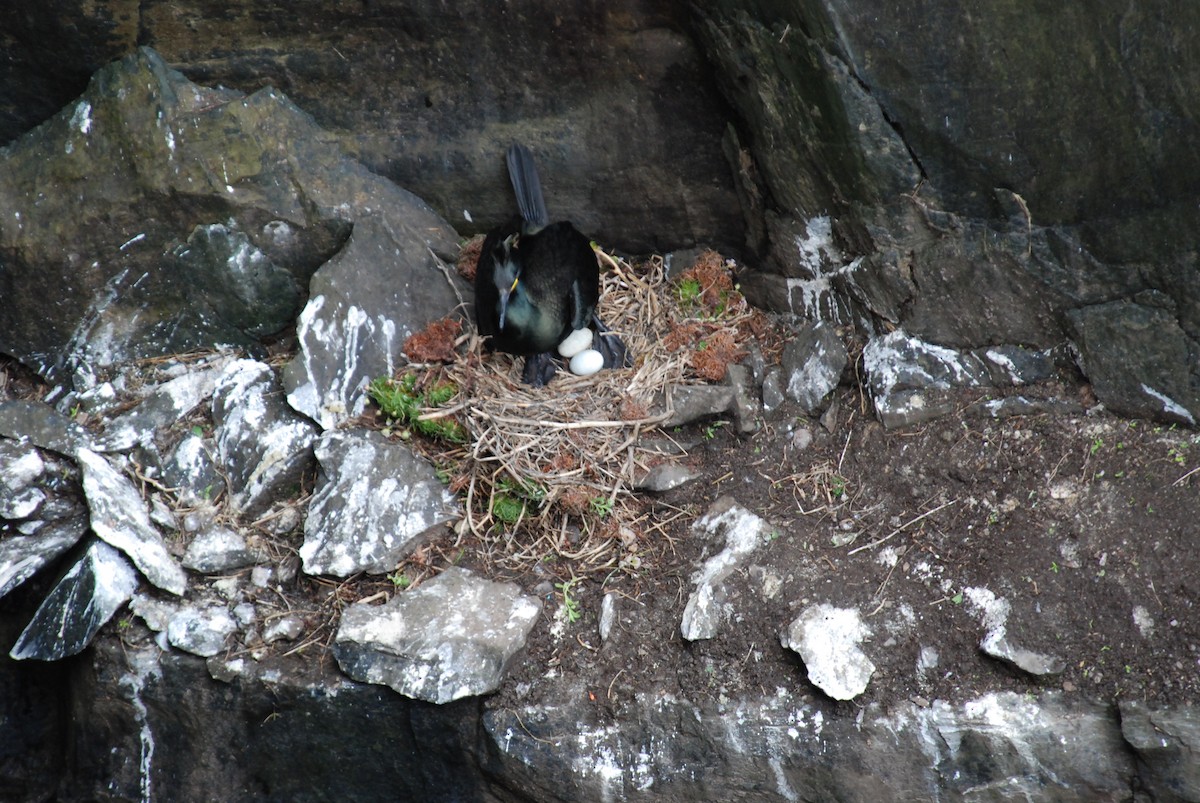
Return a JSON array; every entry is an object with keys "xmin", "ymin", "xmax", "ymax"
[
  {"xmin": 77, "ymin": 449, "xmax": 187, "ymax": 596},
  {"xmin": 160, "ymin": 433, "xmax": 225, "ymax": 506},
  {"xmin": 660, "ymin": 384, "xmax": 734, "ymax": 429},
  {"xmin": 96, "ymin": 357, "xmax": 232, "ymax": 452},
  {"xmin": 0, "ymin": 400, "xmax": 93, "ymax": 455},
  {"xmin": 183, "ymin": 526, "xmax": 255, "ymax": 573},
  {"xmin": 780, "ymin": 603, "xmax": 875, "ymax": 700},
  {"xmin": 761, "ymin": 368, "xmax": 785, "ymax": 413},
  {"xmin": 334, "ymin": 567, "xmax": 541, "ymax": 703},
  {"xmin": 263, "ymin": 616, "xmax": 305, "ymax": 644},
  {"xmin": 965, "ymin": 586, "xmax": 1064, "ymax": 677},
  {"xmin": 681, "ymin": 497, "xmax": 772, "ymax": 641},
  {"xmin": 634, "ymin": 463, "xmax": 698, "ymax": 493},
  {"xmin": 300, "ymin": 430, "xmax": 458, "ymax": 576},
  {"xmin": 1119, "ymin": 700, "xmax": 1200, "ymax": 802},
  {"xmin": 598, "ymin": 593, "xmax": 617, "ymax": 644},
  {"xmin": 780, "ymin": 319, "xmax": 847, "ymax": 414},
  {"xmin": 212, "ymin": 359, "xmax": 318, "ymax": 517},
  {"xmin": 862, "ymin": 330, "xmax": 989, "ymax": 428},
  {"xmin": 282, "ymin": 212, "xmax": 465, "ymax": 430},
  {"xmin": 167, "ymin": 604, "xmax": 238, "ymax": 658},
  {"xmin": 0, "ymin": 438, "xmax": 47, "ymax": 519},
  {"xmin": 1067, "ymin": 300, "xmax": 1200, "ymax": 424},
  {"xmin": 724, "ymin": 362, "xmax": 760, "ymax": 434},
  {"xmin": 9, "ymin": 540, "xmax": 139, "ymax": 661},
  {"xmin": 0, "ymin": 517, "xmax": 89, "ymax": 600}
]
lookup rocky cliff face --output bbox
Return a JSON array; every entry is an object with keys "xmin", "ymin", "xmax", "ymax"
[{"xmin": 3, "ymin": 2, "xmax": 1200, "ymax": 802}]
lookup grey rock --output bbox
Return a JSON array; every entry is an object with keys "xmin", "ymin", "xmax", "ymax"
[
  {"xmin": 0, "ymin": 438, "xmax": 47, "ymax": 519},
  {"xmin": 263, "ymin": 615, "xmax": 305, "ymax": 644},
  {"xmin": 724, "ymin": 362, "xmax": 759, "ymax": 434},
  {"xmin": 965, "ymin": 586, "xmax": 1065, "ymax": 678},
  {"xmin": 0, "ymin": 400, "xmax": 93, "ymax": 455},
  {"xmin": 660, "ymin": 384, "xmax": 735, "ymax": 429},
  {"xmin": 182, "ymin": 526, "xmax": 255, "ymax": 573},
  {"xmin": 598, "ymin": 593, "xmax": 617, "ymax": 644},
  {"xmin": 9, "ymin": 540, "xmax": 139, "ymax": 661},
  {"xmin": 1120, "ymin": 700, "xmax": 1200, "ymax": 802},
  {"xmin": 159, "ymin": 433, "xmax": 225, "ymax": 506},
  {"xmin": 977, "ymin": 344, "xmax": 1057, "ymax": 387},
  {"xmin": 761, "ymin": 368, "xmax": 785, "ymax": 413},
  {"xmin": 635, "ymin": 463, "xmax": 699, "ymax": 493},
  {"xmin": 862, "ymin": 330, "xmax": 990, "ymax": 428},
  {"xmin": 681, "ymin": 497, "xmax": 772, "ymax": 641},
  {"xmin": 0, "ymin": 517, "xmax": 89, "ymax": 600},
  {"xmin": 300, "ymin": 429, "xmax": 458, "ymax": 577},
  {"xmin": 781, "ymin": 603, "xmax": 875, "ymax": 701},
  {"xmin": 77, "ymin": 448, "xmax": 187, "ymax": 596},
  {"xmin": 333, "ymin": 566, "xmax": 541, "ymax": 703},
  {"xmin": 282, "ymin": 212, "xmax": 465, "ymax": 430},
  {"xmin": 781, "ymin": 319, "xmax": 848, "ymax": 414},
  {"xmin": 166, "ymin": 604, "xmax": 238, "ymax": 658},
  {"xmin": 212, "ymin": 359, "xmax": 318, "ymax": 517},
  {"xmin": 1067, "ymin": 300, "xmax": 1200, "ymax": 424},
  {"xmin": 95, "ymin": 356, "xmax": 233, "ymax": 452},
  {"xmin": 968, "ymin": 396, "xmax": 1084, "ymax": 419}
]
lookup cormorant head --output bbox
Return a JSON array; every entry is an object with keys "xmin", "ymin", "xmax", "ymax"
[{"xmin": 491, "ymin": 233, "xmax": 522, "ymax": 330}]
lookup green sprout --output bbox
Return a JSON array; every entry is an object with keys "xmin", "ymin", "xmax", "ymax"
[
  {"xmin": 556, "ymin": 578, "xmax": 582, "ymax": 624},
  {"xmin": 368, "ymin": 373, "xmax": 467, "ymax": 443}
]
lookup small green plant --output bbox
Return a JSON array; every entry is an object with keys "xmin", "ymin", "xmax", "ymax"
[
  {"xmin": 951, "ymin": 591, "xmax": 964, "ymax": 605},
  {"xmin": 556, "ymin": 578, "xmax": 582, "ymax": 624},
  {"xmin": 676, "ymin": 277, "xmax": 703, "ymax": 309},
  {"xmin": 1089, "ymin": 436, "xmax": 1104, "ymax": 456},
  {"xmin": 702, "ymin": 421, "xmax": 726, "ymax": 440},
  {"xmin": 368, "ymin": 373, "xmax": 467, "ymax": 443},
  {"xmin": 829, "ymin": 475, "xmax": 847, "ymax": 500},
  {"xmin": 387, "ymin": 571, "xmax": 411, "ymax": 589},
  {"xmin": 490, "ymin": 493, "xmax": 526, "ymax": 525},
  {"xmin": 589, "ymin": 496, "xmax": 614, "ymax": 518},
  {"xmin": 1050, "ymin": 561, "xmax": 1060, "ymax": 574}
]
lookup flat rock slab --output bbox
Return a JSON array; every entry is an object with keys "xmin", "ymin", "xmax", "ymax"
[
  {"xmin": 781, "ymin": 603, "xmax": 875, "ymax": 700},
  {"xmin": 300, "ymin": 429, "xmax": 458, "ymax": 577},
  {"xmin": 0, "ymin": 518, "xmax": 89, "ymax": 600},
  {"xmin": 0, "ymin": 400, "xmax": 93, "ymax": 455},
  {"xmin": 77, "ymin": 448, "xmax": 187, "ymax": 596},
  {"xmin": 212, "ymin": 359, "xmax": 318, "ymax": 517},
  {"xmin": 334, "ymin": 567, "xmax": 541, "ymax": 703},
  {"xmin": 9, "ymin": 540, "xmax": 139, "ymax": 661}
]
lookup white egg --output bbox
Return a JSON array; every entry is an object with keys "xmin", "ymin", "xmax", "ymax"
[
  {"xmin": 557, "ymin": 327, "xmax": 593, "ymax": 358},
  {"xmin": 569, "ymin": 348, "xmax": 605, "ymax": 376}
]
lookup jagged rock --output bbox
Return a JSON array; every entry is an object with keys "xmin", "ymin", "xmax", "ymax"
[
  {"xmin": 1, "ymin": 47, "xmax": 457, "ymax": 391},
  {"xmin": 681, "ymin": 497, "xmax": 773, "ymax": 641},
  {"xmin": 211, "ymin": 359, "xmax": 318, "ymax": 517},
  {"xmin": 965, "ymin": 587, "xmax": 1065, "ymax": 677},
  {"xmin": 0, "ymin": 438, "xmax": 47, "ymax": 519},
  {"xmin": 300, "ymin": 430, "xmax": 458, "ymax": 577},
  {"xmin": 1067, "ymin": 300, "xmax": 1200, "ymax": 424},
  {"xmin": 862, "ymin": 330, "xmax": 990, "ymax": 427},
  {"xmin": 660, "ymin": 384, "xmax": 735, "ymax": 429},
  {"xmin": 282, "ymin": 212, "xmax": 465, "ymax": 430},
  {"xmin": 333, "ymin": 567, "xmax": 541, "ymax": 703},
  {"xmin": 781, "ymin": 603, "xmax": 875, "ymax": 701},
  {"xmin": 0, "ymin": 400, "xmax": 93, "ymax": 455},
  {"xmin": 166, "ymin": 603, "xmax": 238, "ymax": 658},
  {"xmin": 76, "ymin": 448, "xmax": 187, "ymax": 596},
  {"xmin": 761, "ymin": 368, "xmax": 785, "ymax": 413},
  {"xmin": 724, "ymin": 362, "xmax": 759, "ymax": 434},
  {"xmin": 182, "ymin": 525, "xmax": 255, "ymax": 573},
  {"xmin": 9, "ymin": 540, "xmax": 139, "ymax": 661},
  {"xmin": 95, "ymin": 355, "xmax": 233, "ymax": 452},
  {"xmin": 781, "ymin": 319, "xmax": 848, "ymax": 414},
  {"xmin": 159, "ymin": 432, "xmax": 225, "ymax": 506},
  {"xmin": 1120, "ymin": 700, "xmax": 1200, "ymax": 802},
  {"xmin": 263, "ymin": 616, "xmax": 305, "ymax": 644},
  {"xmin": 0, "ymin": 518, "xmax": 89, "ymax": 601}
]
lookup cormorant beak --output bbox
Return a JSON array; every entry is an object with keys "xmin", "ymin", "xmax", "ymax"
[{"xmin": 498, "ymin": 276, "xmax": 518, "ymax": 330}]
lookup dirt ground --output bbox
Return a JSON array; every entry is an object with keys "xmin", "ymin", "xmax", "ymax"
[
  {"xmin": 7, "ymin": 338, "xmax": 1199, "ymax": 719},
  {"xmin": 468, "ymin": 379, "xmax": 1200, "ymax": 717}
]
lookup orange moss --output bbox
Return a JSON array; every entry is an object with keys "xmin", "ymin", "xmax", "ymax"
[{"xmin": 403, "ymin": 317, "xmax": 463, "ymax": 363}]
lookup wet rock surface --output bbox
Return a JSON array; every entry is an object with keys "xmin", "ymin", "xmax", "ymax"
[{"xmin": 1, "ymin": 18, "xmax": 1200, "ymax": 802}]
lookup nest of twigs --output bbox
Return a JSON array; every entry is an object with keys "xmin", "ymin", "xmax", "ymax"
[{"xmin": 391, "ymin": 247, "xmax": 764, "ymax": 577}]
